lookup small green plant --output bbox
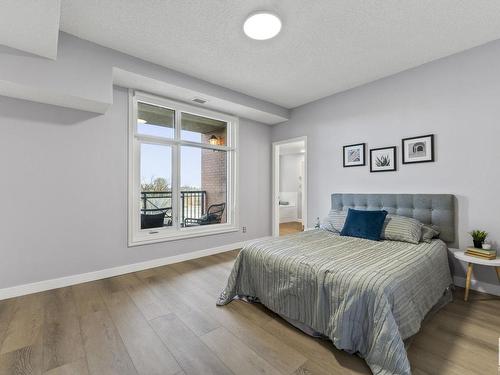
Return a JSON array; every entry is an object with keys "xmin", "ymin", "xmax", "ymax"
[
  {"xmin": 376, "ymin": 155, "xmax": 391, "ymax": 167},
  {"xmin": 469, "ymin": 230, "xmax": 488, "ymax": 242}
]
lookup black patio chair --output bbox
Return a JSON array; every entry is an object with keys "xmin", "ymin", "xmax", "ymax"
[
  {"xmin": 141, "ymin": 209, "xmax": 171, "ymax": 229},
  {"xmin": 184, "ymin": 203, "xmax": 226, "ymax": 227}
]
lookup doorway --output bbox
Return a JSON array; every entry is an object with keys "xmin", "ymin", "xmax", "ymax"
[{"xmin": 272, "ymin": 137, "xmax": 307, "ymax": 237}]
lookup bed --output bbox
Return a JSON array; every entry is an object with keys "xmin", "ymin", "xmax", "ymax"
[{"xmin": 217, "ymin": 194, "xmax": 455, "ymax": 375}]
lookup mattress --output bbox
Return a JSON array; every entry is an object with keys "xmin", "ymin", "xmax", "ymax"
[{"xmin": 217, "ymin": 229, "xmax": 453, "ymax": 375}]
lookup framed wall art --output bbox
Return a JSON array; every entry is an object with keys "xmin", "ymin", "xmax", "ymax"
[
  {"xmin": 370, "ymin": 146, "xmax": 397, "ymax": 172},
  {"xmin": 402, "ymin": 134, "xmax": 434, "ymax": 164},
  {"xmin": 343, "ymin": 143, "xmax": 366, "ymax": 167}
]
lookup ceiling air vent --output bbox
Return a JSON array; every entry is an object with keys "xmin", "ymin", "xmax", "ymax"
[{"xmin": 192, "ymin": 97, "xmax": 207, "ymax": 104}]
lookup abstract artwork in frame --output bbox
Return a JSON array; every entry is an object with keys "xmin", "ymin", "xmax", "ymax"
[
  {"xmin": 402, "ymin": 134, "xmax": 434, "ymax": 164},
  {"xmin": 370, "ymin": 146, "xmax": 397, "ymax": 172},
  {"xmin": 343, "ymin": 143, "xmax": 366, "ymax": 167}
]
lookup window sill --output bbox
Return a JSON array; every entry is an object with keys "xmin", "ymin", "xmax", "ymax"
[{"xmin": 128, "ymin": 225, "xmax": 239, "ymax": 247}]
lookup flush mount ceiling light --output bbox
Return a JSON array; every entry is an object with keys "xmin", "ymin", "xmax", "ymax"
[{"xmin": 243, "ymin": 11, "xmax": 282, "ymax": 40}]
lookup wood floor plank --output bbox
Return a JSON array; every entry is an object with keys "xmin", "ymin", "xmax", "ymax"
[
  {"xmin": 280, "ymin": 222, "xmax": 303, "ymax": 236},
  {"xmin": 143, "ymin": 273, "xmax": 221, "ymax": 336},
  {"xmin": 99, "ymin": 276, "xmax": 130, "ymax": 294},
  {"xmin": 441, "ymin": 297, "xmax": 500, "ymax": 326},
  {"xmin": 42, "ymin": 359, "xmax": 89, "ymax": 375},
  {"xmin": 99, "ymin": 289, "xmax": 181, "ymax": 375},
  {"xmin": 71, "ymin": 282, "xmax": 106, "ymax": 317},
  {"xmin": 114, "ymin": 274, "xmax": 171, "ymax": 321},
  {"xmin": 425, "ymin": 309, "xmax": 499, "ymax": 349},
  {"xmin": 0, "ymin": 299, "xmax": 15, "ymax": 350},
  {"xmin": 0, "ymin": 344, "xmax": 42, "ymax": 375},
  {"xmin": 150, "ymin": 265, "xmax": 200, "ymax": 293},
  {"xmin": 1, "ymin": 294, "xmax": 44, "ymax": 355},
  {"xmin": 212, "ymin": 250, "xmax": 240, "ymax": 265},
  {"xmin": 221, "ymin": 305, "xmax": 307, "ymax": 374},
  {"xmin": 181, "ymin": 290, "xmax": 308, "ymax": 374},
  {"xmin": 150, "ymin": 313, "xmax": 233, "ymax": 375},
  {"xmin": 263, "ymin": 317, "xmax": 370, "ymax": 374},
  {"xmin": 201, "ymin": 327, "xmax": 282, "ymax": 375},
  {"xmin": 134, "ymin": 267, "xmax": 160, "ymax": 280},
  {"xmin": 0, "ymin": 341, "xmax": 42, "ymax": 375},
  {"xmin": 42, "ymin": 288, "xmax": 85, "ymax": 372},
  {"xmin": 408, "ymin": 345, "xmax": 477, "ymax": 375},
  {"xmin": 189, "ymin": 257, "xmax": 232, "ymax": 282},
  {"xmin": 227, "ymin": 299, "xmax": 276, "ymax": 325},
  {"xmin": 409, "ymin": 320, "xmax": 497, "ymax": 375},
  {"xmin": 410, "ymin": 368, "xmax": 432, "ymax": 375},
  {"xmin": 187, "ymin": 284, "xmax": 275, "ymax": 328},
  {"xmin": 169, "ymin": 262, "xmax": 225, "ymax": 296},
  {"xmin": 79, "ymin": 310, "xmax": 137, "ymax": 375},
  {"xmin": 292, "ymin": 360, "xmax": 333, "ymax": 375},
  {"xmin": 419, "ymin": 312, "xmax": 498, "ymax": 353}
]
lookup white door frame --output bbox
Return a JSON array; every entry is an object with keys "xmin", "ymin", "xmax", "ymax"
[{"xmin": 272, "ymin": 136, "xmax": 308, "ymax": 237}]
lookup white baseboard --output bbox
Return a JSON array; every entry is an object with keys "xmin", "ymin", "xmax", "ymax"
[
  {"xmin": 453, "ymin": 276, "xmax": 500, "ymax": 296},
  {"xmin": 0, "ymin": 239, "xmax": 255, "ymax": 301}
]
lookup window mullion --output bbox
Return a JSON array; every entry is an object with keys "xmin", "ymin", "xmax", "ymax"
[
  {"xmin": 172, "ymin": 110, "xmax": 182, "ymax": 230},
  {"xmin": 134, "ymin": 134, "xmax": 233, "ymax": 151}
]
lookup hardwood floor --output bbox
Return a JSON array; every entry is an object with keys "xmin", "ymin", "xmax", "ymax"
[
  {"xmin": 280, "ymin": 221, "xmax": 304, "ymax": 236},
  {"xmin": 0, "ymin": 250, "xmax": 498, "ymax": 375}
]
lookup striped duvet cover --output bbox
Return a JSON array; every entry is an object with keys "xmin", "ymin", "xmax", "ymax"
[{"xmin": 217, "ymin": 229, "xmax": 453, "ymax": 374}]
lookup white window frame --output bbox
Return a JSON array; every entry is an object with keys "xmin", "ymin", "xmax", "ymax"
[{"xmin": 128, "ymin": 90, "xmax": 239, "ymax": 246}]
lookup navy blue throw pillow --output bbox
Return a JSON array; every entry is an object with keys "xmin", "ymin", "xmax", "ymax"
[{"xmin": 340, "ymin": 209, "xmax": 388, "ymax": 241}]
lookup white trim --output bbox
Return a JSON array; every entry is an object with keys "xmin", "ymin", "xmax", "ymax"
[
  {"xmin": 128, "ymin": 90, "xmax": 239, "ymax": 246},
  {"xmin": 0, "ymin": 238, "xmax": 270, "ymax": 301},
  {"xmin": 272, "ymin": 136, "xmax": 308, "ymax": 237},
  {"xmin": 129, "ymin": 226, "xmax": 239, "ymax": 247},
  {"xmin": 453, "ymin": 276, "xmax": 500, "ymax": 297},
  {"xmin": 134, "ymin": 134, "xmax": 236, "ymax": 151}
]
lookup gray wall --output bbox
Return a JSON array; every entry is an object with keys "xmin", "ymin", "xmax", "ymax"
[
  {"xmin": 272, "ymin": 40, "xmax": 500, "ymax": 285},
  {"xmin": 279, "ymin": 153, "xmax": 304, "ymax": 219},
  {"xmin": 0, "ymin": 87, "xmax": 272, "ymax": 289},
  {"xmin": 279, "ymin": 154, "xmax": 303, "ymax": 193}
]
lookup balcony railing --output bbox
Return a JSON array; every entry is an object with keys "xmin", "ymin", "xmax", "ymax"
[{"xmin": 141, "ymin": 190, "xmax": 206, "ymax": 226}]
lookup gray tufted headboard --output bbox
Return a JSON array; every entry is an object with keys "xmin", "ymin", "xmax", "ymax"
[{"xmin": 331, "ymin": 193, "xmax": 456, "ymax": 244}]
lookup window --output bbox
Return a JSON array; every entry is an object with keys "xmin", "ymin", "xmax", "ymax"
[{"xmin": 129, "ymin": 91, "xmax": 238, "ymax": 246}]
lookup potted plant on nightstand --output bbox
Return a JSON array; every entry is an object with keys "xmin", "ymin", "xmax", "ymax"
[{"xmin": 469, "ymin": 230, "xmax": 488, "ymax": 249}]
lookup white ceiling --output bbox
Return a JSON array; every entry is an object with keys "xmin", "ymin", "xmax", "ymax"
[
  {"xmin": 59, "ymin": 0, "xmax": 500, "ymax": 108},
  {"xmin": 25, "ymin": 1, "xmax": 500, "ymax": 108},
  {"xmin": 0, "ymin": 0, "xmax": 60, "ymax": 59}
]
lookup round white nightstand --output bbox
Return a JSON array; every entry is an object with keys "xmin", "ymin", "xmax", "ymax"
[{"xmin": 453, "ymin": 251, "xmax": 500, "ymax": 301}]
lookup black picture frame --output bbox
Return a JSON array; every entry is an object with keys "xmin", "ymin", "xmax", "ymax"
[
  {"xmin": 370, "ymin": 146, "xmax": 397, "ymax": 172},
  {"xmin": 343, "ymin": 143, "xmax": 366, "ymax": 167},
  {"xmin": 402, "ymin": 134, "xmax": 435, "ymax": 164}
]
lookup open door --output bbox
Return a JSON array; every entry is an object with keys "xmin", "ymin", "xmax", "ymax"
[{"xmin": 272, "ymin": 137, "xmax": 307, "ymax": 237}]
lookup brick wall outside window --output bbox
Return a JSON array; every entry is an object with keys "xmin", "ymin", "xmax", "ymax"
[{"xmin": 201, "ymin": 132, "xmax": 227, "ymax": 222}]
